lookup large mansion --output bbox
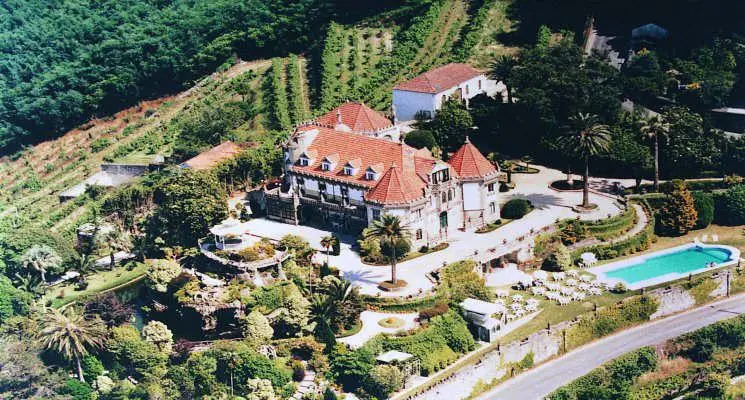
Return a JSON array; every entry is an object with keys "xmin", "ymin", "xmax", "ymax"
[{"xmin": 265, "ymin": 94, "xmax": 504, "ymax": 248}]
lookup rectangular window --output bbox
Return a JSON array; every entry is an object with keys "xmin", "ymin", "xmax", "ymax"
[
  {"xmin": 478, "ymin": 80, "xmax": 482, "ymax": 90},
  {"xmin": 344, "ymin": 167, "xmax": 354, "ymax": 175},
  {"xmin": 465, "ymin": 85, "xmax": 469, "ymax": 95},
  {"xmin": 299, "ymin": 157, "xmax": 309, "ymax": 166},
  {"xmin": 321, "ymin": 162, "xmax": 331, "ymax": 171},
  {"xmin": 490, "ymin": 202, "xmax": 496, "ymax": 213},
  {"xmin": 296, "ymin": 177, "xmax": 304, "ymax": 186},
  {"xmin": 488, "ymin": 183, "xmax": 495, "ymax": 192},
  {"xmin": 366, "ymin": 171, "xmax": 377, "ymax": 180},
  {"xmin": 416, "ymin": 229, "xmax": 423, "ymax": 240},
  {"xmin": 447, "ymin": 189, "xmax": 453, "ymax": 201},
  {"xmin": 442, "ymin": 169, "xmax": 450, "ymax": 182},
  {"xmin": 372, "ymin": 209, "xmax": 381, "ymax": 220},
  {"xmin": 318, "ymin": 182, "xmax": 327, "ymax": 192}
]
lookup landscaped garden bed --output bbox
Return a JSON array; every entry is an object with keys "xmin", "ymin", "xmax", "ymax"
[{"xmin": 549, "ymin": 179, "xmax": 585, "ymax": 191}]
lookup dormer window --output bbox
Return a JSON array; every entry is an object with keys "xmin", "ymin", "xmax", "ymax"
[
  {"xmin": 322, "ymin": 161, "xmax": 332, "ymax": 171},
  {"xmin": 366, "ymin": 170, "xmax": 378, "ymax": 181},
  {"xmin": 299, "ymin": 156, "xmax": 310, "ymax": 166},
  {"xmin": 344, "ymin": 166, "xmax": 355, "ymax": 176}
]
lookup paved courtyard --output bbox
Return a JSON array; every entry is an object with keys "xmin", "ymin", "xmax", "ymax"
[
  {"xmin": 244, "ymin": 165, "xmax": 627, "ymax": 297},
  {"xmin": 338, "ymin": 311, "xmax": 419, "ymax": 349}
]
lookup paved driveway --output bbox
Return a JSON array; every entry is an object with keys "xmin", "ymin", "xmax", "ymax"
[
  {"xmin": 246, "ymin": 165, "xmax": 626, "ymax": 297},
  {"xmin": 480, "ymin": 294, "xmax": 745, "ymax": 400}
]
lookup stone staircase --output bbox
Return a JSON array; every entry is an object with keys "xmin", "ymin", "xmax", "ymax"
[{"xmin": 291, "ymin": 369, "xmax": 317, "ymax": 400}]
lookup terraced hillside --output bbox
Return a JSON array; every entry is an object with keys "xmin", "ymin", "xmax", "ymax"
[
  {"xmin": 0, "ymin": 60, "xmax": 285, "ymax": 236},
  {"xmin": 0, "ymin": 0, "xmax": 519, "ymax": 239}
]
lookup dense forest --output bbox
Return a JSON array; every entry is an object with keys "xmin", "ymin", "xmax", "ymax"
[{"xmin": 0, "ymin": 0, "xmax": 425, "ymax": 154}]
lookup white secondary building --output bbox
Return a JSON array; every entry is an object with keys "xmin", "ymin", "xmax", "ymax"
[{"xmin": 392, "ymin": 63, "xmax": 506, "ymax": 122}]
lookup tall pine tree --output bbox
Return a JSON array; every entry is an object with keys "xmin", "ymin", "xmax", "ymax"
[{"xmin": 658, "ymin": 180, "xmax": 698, "ymax": 236}]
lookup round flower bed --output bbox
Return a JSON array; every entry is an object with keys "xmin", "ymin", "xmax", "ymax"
[
  {"xmin": 378, "ymin": 279, "xmax": 408, "ymax": 292},
  {"xmin": 550, "ymin": 179, "xmax": 586, "ymax": 191},
  {"xmin": 377, "ymin": 317, "xmax": 405, "ymax": 329}
]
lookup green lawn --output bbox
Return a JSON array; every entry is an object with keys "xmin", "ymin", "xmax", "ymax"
[{"xmin": 44, "ymin": 262, "xmax": 148, "ymax": 308}]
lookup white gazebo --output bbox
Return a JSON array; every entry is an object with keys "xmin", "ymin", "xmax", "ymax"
[{"xmin": 209, "ymin": 218, "xmax": 255, "ymax": 250}]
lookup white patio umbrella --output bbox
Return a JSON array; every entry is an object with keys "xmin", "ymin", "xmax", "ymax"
[
  {"xmin": 511, "ymin": 294, "xmax": 523, "ymax": 303},
  {"xmin": 533, "ymin": 270, "xmax": 548, "ymax": 281},
  {"xmin": 572, "ymin": 292, "xmax": 586, "ymax": 301},
  {"xmin": 495, "ymin": 289, "xmax": 510, "ymax": 298},
  {"xmin": 553, "ymin": 272, "xmax": 566, "ymax": 281},
  {"xmin": 579, "ymin": 274, "xmax": 592, "ymax": 282},
  {"xmin": 566, "ymin": 278, "xmax": 578, "ymax": 287},
  {"xmin": 580, "ymin": 252, "xmax": 598, "ymax": 267},
  {"xmin": 566, "ymin": 270, "xmax": 579, "ymax": 278},
  {"xmin": 560, "ymin": 286, "xmax": 575, "ymax": 296},
  {"xmin": 525, "ymin": 303, "xmax": 538, "ymax": 312},
  {"xmin": 578, "ymin": 283, "xmax": 591, "ymax": 292}
]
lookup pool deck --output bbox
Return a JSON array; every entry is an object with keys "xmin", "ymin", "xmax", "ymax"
[{"xmin": 588, "ymin": 242, "xmax": 742, "ymax": 290}]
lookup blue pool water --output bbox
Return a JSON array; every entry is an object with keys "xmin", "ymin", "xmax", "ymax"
[{"xmin": 604, "ymin": 246, "xmax": 733, "ymax": 284}]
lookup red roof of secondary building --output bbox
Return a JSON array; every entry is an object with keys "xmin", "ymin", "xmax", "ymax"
[
  {"xmin": 289, "ymin": 126, "xmax": 428, "ymax": 192},
  {"xmin": 393, "ymin": 63, "xmax": 484, "ymax": 94},
  {"xmin": 315, "ymin": 102, "xmax": 393, "ymax": 133},
  {"xmin": 182, "ymin": 141, "xmax": 243, "ymax": 170},
  {"xmin": 448, "ymin": 138, "xmax": 498, "ymax": 179},
  {"xmin": 365, "ymin": 164, "xmax": 426, "ymax": 205}
]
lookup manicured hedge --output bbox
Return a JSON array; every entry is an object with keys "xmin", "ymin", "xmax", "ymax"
[
  {"xmin": 501, "ymin": 198, "xmax": 532, "ymax": 219},
  {"xmin": 579, "ymin": 205, "xmax": 637, "ymax": 240},
  {"xmin": 692, "ymin": 191, "xmax": 714, "ymax": 229},
  {"xmin": 363, "ymin": 295, "xmax": 439, "ymax": 312},
  {"xmin": 715, "ymin": 184, "xmax": 745, "ymax": 225},
  {"xmin": 572, "ymin": 201, "xmax": 655, "ymax": 262}
]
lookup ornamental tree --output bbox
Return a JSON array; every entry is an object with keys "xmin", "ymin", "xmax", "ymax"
[
  {"xmin": 145, "ymin": 258, "xmax": 182, "ymax": 293},
  {"xmin": 658, "ymin": 180, "xmax": 698, "ymax": 236},
  {"xmin": 142, "ymin": 320, "xmax": 174, "ymax": 354},
  {"xmin": 245, "ymin": 378, "xmax": 275, "ymax": 400},
  {"xmin": 242, "ymin": 309, "xmax": 273, "ymax": 342},
  {"xmin": 154, "ymin": 169, "xmax": 228, "ymax": 246}
]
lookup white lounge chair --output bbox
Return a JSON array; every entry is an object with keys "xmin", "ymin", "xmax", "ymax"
[{"xmin": 712, "ymin": 234, "xmax": 719, "ymax": 242}]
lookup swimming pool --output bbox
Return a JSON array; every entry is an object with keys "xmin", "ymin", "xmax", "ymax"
[{"xmin": 589, "ymin": 243, "xmax": 741, "ymax": 289}]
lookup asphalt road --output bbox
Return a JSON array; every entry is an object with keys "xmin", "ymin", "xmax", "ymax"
[{"xmin": 480, "ymin": 294, "xmax": 745, "ymax": 400}]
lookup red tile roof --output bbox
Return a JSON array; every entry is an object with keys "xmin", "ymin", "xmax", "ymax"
[
  {"xmin": 365, "ymin": 164, "xmax": 426, "ymax": 205},
  {"xmin": 182, "ymin": 141, "xmax": 243, "ymax": 170},
  {"xmin": 448, "ymin": 138, "xmax": 498, "ymax": 179},
  {"xmin": 393, "ymin": 63, "xmax": 484, "ymax": 94},
  {"xmin": 315, "ymin": 102, "xmax": 393, "ymax": 133},
  {"xmin": 289, "ymin": 126, "xmax": 427, "ymax": 190}
]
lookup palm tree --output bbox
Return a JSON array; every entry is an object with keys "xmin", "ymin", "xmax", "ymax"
[
  {"xmin": 325, "ymin": 278, "xmax": 352, "ymax": 303},
  {"xmin": 640, "ymin": 115, "xmax": 671, "ymax": 192},
  {"xmin": 21, "ymin": 244, "xmax": 62, "ymax": 283},
  {"xmin": 37, "ymin": 307, "xmax": 106, "ymax": 382},
  {"xmin": 319, "ymin": 235, "xmax": 339, "ymax": 266},
  {"xmin": 490, "ymin": 54, "xmax": 517, "ymax": 104},
  {"xmin": 100, "ymin": 229, "xmax": 132, "ymax": 270},
  {"xmin": 560, "ymin": 113, "xmax": 612, "ymax": 208},
  {"xmin": 14, "ymin": 272, "xmax": 45, "ymax": 298},
  {"xmin": 365, "ymin": 215, "xmax": 410, "ymax": 284},
  {"xmin": 309, "ymin": 294, "xmax": 336, "ymax": 347}
]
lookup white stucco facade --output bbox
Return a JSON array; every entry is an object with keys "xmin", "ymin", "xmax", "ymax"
[{"xmin": 393, "ymin": 74, "xmax": 506, "ymax": 122}]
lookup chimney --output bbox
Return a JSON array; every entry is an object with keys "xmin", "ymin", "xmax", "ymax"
[
  {"xmin": 337, "ymin": 109, "xmax": 342, "ymax": 124},
  {"xmin": 402, "ymin": 146, "xmax": 416, "ymax": 177}
]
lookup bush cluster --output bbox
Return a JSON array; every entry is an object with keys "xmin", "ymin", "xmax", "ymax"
[
  {"xmin": 567, "ymin": 296, "xmax": 658, "ymax": 348},
  {"xmin": 549, "ymin": 347, "xmax": 658, "ymax": 400},
  {"xmin": 501, "ymin": 198, "xmax": 532, "ymax": 219}
]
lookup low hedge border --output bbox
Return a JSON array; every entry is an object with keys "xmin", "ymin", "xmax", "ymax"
[{"xmin": 570, "ymin": 200, "xmax": 656, "ymax": 263}]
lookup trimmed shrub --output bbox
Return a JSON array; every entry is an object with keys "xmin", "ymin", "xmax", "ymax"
[
  {"xmin": 717, "ymin": 184, "xmax": 745, "ymax": 225},
  {"xmin": 501, "ymin": 199, "xmax": 532, "ymax": 219},
  {"xmin": 692, "ymin": 191, "xmax": 714, "ymax": 229},
  {"xmin": 404, "ymin": 130, "xmax": 437, "ymax": 150},
  {"xmin": 418, "ymin": 303, "xmax": 449, "ymax": 321}
]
